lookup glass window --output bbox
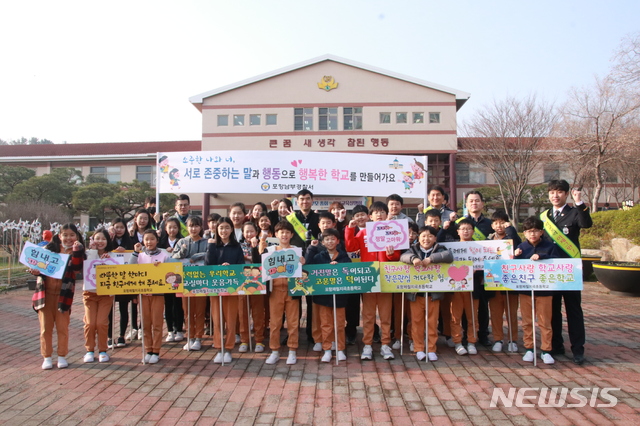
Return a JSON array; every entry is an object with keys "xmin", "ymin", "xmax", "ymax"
[
  {"xmin": 429, "ymin": 112, "xmax": 440, "ymax": 124},
  {"xmin": 344, "ymin": 107, "xmax": 363, "ymax": 130},
  {"xmin": 456, "ymin": 162, "xmax": 470, "ymax": 185},
  {"xmin": 543, "ymin": 164, "xmax": 560, "ymax": 182},
  {"xmin": 294, "ymin": 108, "xmax": 313, "ymax": 131},
  {"xmin": 136, "ymin": 166, "xmax": 156, "ymax": 186},
  {"xmin": 250, "ymin": 114, "xmax": 261, "ymax": 126},
  {"xmin": 413, "ymin": 112, "xmax": 424, "ymax": 124},
  {"xmin": 319, "ymin": 107, "xmax": 338, "ymax": 130},
  {"xmin": 396, "ymin": 112, "xmax": 407, "ymax": 124},
  {"xmin": 217, "ymin": 115, "xmax": 228, "ymax": 126},
  {"xmin": 90, "ymin": 166, "xmax": 120, "ymax": 184},
  {"xmin": 233, "ymin": 114, "xmax": 245, "ymax": 126},
  {"xmin": 380, "ymin": 112, "xmax": 391, "ymax": 124},
  {"xmin": 266, "ymin": 114, "xmax": 277, "ymax": 125}
]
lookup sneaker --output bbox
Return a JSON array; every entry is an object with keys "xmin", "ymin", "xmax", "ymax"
[
  {"xmin": 235, "ymin": 334, "xmax": 241, "ymax": 344},
  {"xmin": 166, "ymin": 332, "xmax": 175, "ymax": 342},
  {"xmin": 416, "ymin": 351, "xmax": 426, "ymax": 361},
  {"xmin": 57, "ymin": 357, "xmax": 68, "ymax": 369},
  {"xmin": 144, "ymin": 353, "xmax": 152, "ymax": 363},
  {"xmin": 83, "ymin": 352, "xmax": 95, "ymax": 363},
  {"xmin": 116, "ymin": 337, "xmax": 126, "ymax": 347},
  {"xmin": 541, "ymin": 352, "xmax": 555, "ymax": 365},
  {"xmin": 492, "ymin": 341, "xmax": 503, "ymax": 353},
  {"xmin": 255, "ymin": 343, "xmax": 265, "ymax": 353},
  {"xmin": 125, "ymin": 329, "xmax": 135, "ymax": 341},
  {"xmin": 286, "ymin": 350, "xmax": 297, "ymax": 365},
  {"xmin": 174, "ymin": 331, "xmax": 184, "ymax": 342},
  {"xmin": 467, "ymin": 343, "xmax": 477, "ymax": 355},
  {"xmin": 313, "ymin": 342, "xmax": 323, "ymax": 352},
  {"xmin": 42, "ymin": 357, "xmax": 53, "ymax": 370},
  {"xmin": 183, "ymin": 339, "xmax": 194, "ymax": 351},
  {"xmin": 265, "ymin": 351, "xmax": 280, "ymax": 365},
  {"xmin": 107, "ymin": 338, "xmax": 113, "ymax": 349},
  {"xmin": 149, "ymin": 354, "xmax": 159, "ymax": 364},
  {"xmin": 239, "ymin": 343, "xmax": 249, "ymax": 353},
  {"xmin": 337, "ymin": 351, "xmax": 347, "ymax": 361},
  {"xmin": 361, "ymin": 345, "xmax": 373, "ymax": 360},
  {"xmin": 409, "ymin": 340, "xmax": 414, "ymax": 352},
  {"xmin": 137, "ymin": 329, "xmax": 143, "ymax": 340},
  {"xmin": 522, "ymin": 350, "xmax": 534, "ymax": 362},
  {"xmin": 428, "ymin": 352, "xmax": 438, "ymax": 361},
  {"xmin": 455, "ymin": 344, "xmax": 468, "ymax": 356},
  {"xmin": 446, "ymin": 337, "xmax": 455, "ymax": 348},
  {"xmin": 507, "ymin": 341, "xmax": 518, "ymax": 352},
  {"xmin": 380, "ymin": 344, "xmax": 394, "ymax": 360},
  {"xmin": 223, "ymin": 352, "xmax": 232, "ymax": 363},
  {"xmin": 392, "ymin": 340, "xmax": 401, "ymax": 350},
  {"xmin": 321, "ymin": 350, "xmax": 332, "ymax": 363},
  {"xmin": 213, "ymin": 352, "xmax": 223, "ymax": 364},
  {"xmin": 190, "ymin": 339, "xmax": 202, "ymax": 351},
  {"xmin": 99, "ymin": 352, "xmax": 109, "ymax": 363}
]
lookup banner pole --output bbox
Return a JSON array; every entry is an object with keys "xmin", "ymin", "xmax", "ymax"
[
  {"xmin": 155, "ymin": 152, "xmax": 161, "ymax": 217},
  {"xmin": 425, "ymin": 294, "xmax": 429, "ymax": 363},
  {"xmin": 532, "ymin": 290, "xmax": 537, "ymax": 367},
  {"xmin": 111, "ymin": 298, "xmax": 115, "ymax": 355},
  {"xmin": 333, "ymin": 294, "xmax": 339, "ymax": 366},
  {"xmin": 247, "ymin": 296, "xmax": 253, "ymax": 352},
  {"xmin": 470, "ymin": 292, "xmax": 477, "ymax": 341},
  {"xmin": 139, "ymin": 295, "xmax": 146, "ymax": 364},
  {"xmin": 187, "ymin": 299, "xmax": 191, "ymax": 350},
  {"xmin": 400, "ymin": 296, "xmax": 405, "ymax": 356},
  {"xmin": 219, "ymin": 296, "xmax": 225, "ymax": 366},
  {"xmin": 506, "ymin": 292, "xmax": 514, "ymax": 353}
]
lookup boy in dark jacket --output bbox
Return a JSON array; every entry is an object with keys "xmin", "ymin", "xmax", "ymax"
[
  {"xmin": 306, "ymin": 228, "xmax": 351, "ymax": 362},
  {"xmin": 515, "ymin": 216, "xmax": 560, "ymax": 365},
  {"xmin": 400, "ymin": 226, "xmax": 453, "ymax": 361}
]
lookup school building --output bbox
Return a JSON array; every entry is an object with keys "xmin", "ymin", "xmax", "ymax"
[{"xmin": 0, "ymin": 55, "xmax": 628, "ymax": 224}]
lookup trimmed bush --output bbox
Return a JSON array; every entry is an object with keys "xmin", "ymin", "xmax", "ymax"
[{"xmin": 580, "ymin": 206, "xmax": 640, "ymax": 249}]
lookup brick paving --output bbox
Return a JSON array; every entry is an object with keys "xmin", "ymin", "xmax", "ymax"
[{"xmin": 0, "ymin": 281, "xmax": 639, "ymax": 425}]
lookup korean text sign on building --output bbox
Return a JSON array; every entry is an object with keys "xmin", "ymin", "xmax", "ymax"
[{"xmin": 157, "ymin": 151, "xmax": 427, "ymax": 197}]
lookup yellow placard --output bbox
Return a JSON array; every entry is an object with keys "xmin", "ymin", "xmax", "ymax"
[{"xmin": 96, "ymin": 263, "xmax": 184, "ymax": 295}]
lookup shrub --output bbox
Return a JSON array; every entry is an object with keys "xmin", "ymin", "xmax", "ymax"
[{"xmin": 580, "ymin": 206, "xmax": 640, "ymax": 249}]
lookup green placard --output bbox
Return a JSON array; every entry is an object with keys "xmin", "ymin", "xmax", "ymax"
[
  {"xmin": 288, "ymin": 262, "xmax": 380, "ymax": 296},
  {"xmin": 183, "ymin": 264, "xmax": 266, "ymax": 296}
]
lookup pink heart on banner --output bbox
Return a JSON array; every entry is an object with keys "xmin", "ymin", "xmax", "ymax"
[
  {"xmin": 298, "ymin": 159, "xmax": 302, "ymax": 164},
  {"xmin": 291, "ymin": 160, "xmax": 298, "ymax": 167},
  {"xmin": 448, "ymin": 265, "xmax": 469, "ymax": 282}
]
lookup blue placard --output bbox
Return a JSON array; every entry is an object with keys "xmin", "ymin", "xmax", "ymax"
[{"xmin": 19, "ymin": 241, "xmax": 70, "ymax": 279}]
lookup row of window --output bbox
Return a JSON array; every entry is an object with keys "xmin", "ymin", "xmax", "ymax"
[
  {"xmin": 216, "ymin": 107, "xmax": 440, "ymax": 131},
  {"xmin": 90, "ymin": 166, "xmax": 156, "ymax": 185},
  {"xmin": 380, "ymin": 112, "xmax": 440, "ymax": 124},
  {"xmin": 217, "ymin": 114, "xmax": 278, "ymax": 127}
]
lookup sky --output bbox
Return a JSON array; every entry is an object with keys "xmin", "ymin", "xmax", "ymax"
[{"xmin": 0, "ymin": 0, "xmax": 638, "ymax": 145}]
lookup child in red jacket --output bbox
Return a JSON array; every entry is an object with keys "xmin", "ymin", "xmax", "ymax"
[{"xmin": 345, "ymin": 201, "xmax": 400, "ymax": 361}]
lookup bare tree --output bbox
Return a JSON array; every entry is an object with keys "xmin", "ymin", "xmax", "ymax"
[
  {"xmin": 555, "ymin": 77, "xmax": 640, "ymax": 212},
  {"xmin": 612, "ymin": 31, "xmax": 640, "ymax": 87},
  {"xmin": 459, "ymin": 95, "xmax": 557, "ymax": 228}
]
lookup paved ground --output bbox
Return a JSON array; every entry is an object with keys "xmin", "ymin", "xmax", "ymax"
[{"xmin": 0, "ymin": 281, "xmax": 639, "ymax": 425}]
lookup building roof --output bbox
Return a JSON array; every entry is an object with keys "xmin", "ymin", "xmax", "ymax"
[
  {"xmin": 0, "ymin": 140, "xmax": 201, "ymax": 163},
  {"xmin": 189, "ymin": 54, "xmax": 471, "ymax": 111}
]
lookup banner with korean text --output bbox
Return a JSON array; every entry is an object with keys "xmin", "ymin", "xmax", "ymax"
[
  {"xmin": 83, "ymin": 250, "xmax": 125, "ymax": 291},
  {"xmin": 96, "ymin": 263, "xmax": 184, "ymax": 295},
  {"xmin": 261, "ymin": 247, "xmax": 303, "ymax": 281},
  {"xmin": 439, "ymin": 240, "xmax": 515, "ymax": 271},
  {"xmin": 183, "ymin": 264, "xmax": 266, "ymax": 296},
  {"xmin": 380, "ymin": 261, "xmax": 474, "ymax": 292},
  {"xmin": 157, "ymin": 151, "xmax": 427, "ymax": 197},
  {"xmin": 289, "ymin": 262, "xmax": 380, "ymax": 296},
  {"xmin": 20, "ymin": 242, "xmax": 70, "ymax": 279},
  {"xmin": 484, "ymin": 259, "xmax": 583, "ymax": 291}
]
